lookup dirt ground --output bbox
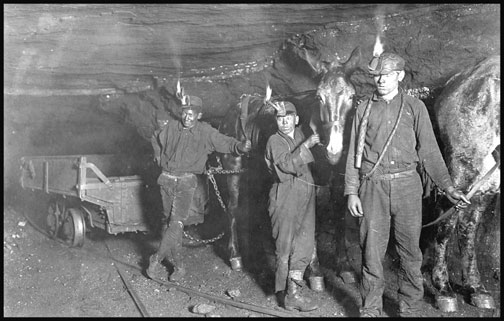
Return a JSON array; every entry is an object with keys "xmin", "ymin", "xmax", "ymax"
[{"xmin": 3, "ymin": 184, "xmax": 500, "ymax": 318}]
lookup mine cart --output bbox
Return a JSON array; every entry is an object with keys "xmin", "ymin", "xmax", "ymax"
[{"xmin": 19, "ymin": 154, "xmax": 157, "ymax": 247}]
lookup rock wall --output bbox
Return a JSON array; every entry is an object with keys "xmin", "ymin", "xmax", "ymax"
[{"xmin": 190, "ymin": 3, "xmax": 500, "ymax": 118}]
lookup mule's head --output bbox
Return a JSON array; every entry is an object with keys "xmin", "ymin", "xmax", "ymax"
[{"xmin": 304, "ymin": 47, "xmax": 361, "ymax": 165}]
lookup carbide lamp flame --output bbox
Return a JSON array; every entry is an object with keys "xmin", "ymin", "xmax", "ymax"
[
  {"xmin": 368, "ymin": 34, "xmax": 384, "ymax": 72},
  {"xmin": 373, "ymin": 34, "xmax": 384, "ymax": 57},
  {"xmin": 265, "ymin": 84, "xmax": 272, "ymax": 103},
  {"xmin": 176, "ymin": 79, "xmax": 187, "ymax": 104}
]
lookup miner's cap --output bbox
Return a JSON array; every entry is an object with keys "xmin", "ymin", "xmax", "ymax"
[
  {"xmin": 368, "ymin": 52, "xmax": 405, "ymax": 75},
  {"xmin": 181, "ymin": 95, "xmax": 203, "ymax": 113},
  {"xmin": 273, "ymin": 101, "xmax": 297, "ymax": 117}
]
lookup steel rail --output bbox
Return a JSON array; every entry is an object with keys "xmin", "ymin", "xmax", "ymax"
[{"xmin": 104, "ymin": 241, "xmax": 150, "ymax": 317}]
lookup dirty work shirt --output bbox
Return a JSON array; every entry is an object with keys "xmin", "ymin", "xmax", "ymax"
[
  {"xmin": 344, "ymin": 90, "xmax": 454, "ymax": 195},
  {"xmin": 343, "ymin": 90, "xmax": 456, "ymax": 315},
  {"xmin": 265, "ymin": 127, "xmax": 316, "ymax": 292},
  {"xmin": 151, "ymin": 120, "xmax": 243, "ymax": 175}
]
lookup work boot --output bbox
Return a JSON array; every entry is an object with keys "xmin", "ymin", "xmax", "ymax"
[
  {"xmin": 398, "ymin": 301, "xmax": 422, "ymax": 317},
  {"xmin": 146, "ymin": 253, "xmax": 166, "ymax": 280},
  {"xmin": 169, "ymin": 265, "xmax": 186, "ymax": 282},
  {"xmin": 359, "ymin": 308, "xmax": 381, "ymax": 317},
  {"xmin": 284, "ymin": 278, "xmax": 319, "ymax": 312}
]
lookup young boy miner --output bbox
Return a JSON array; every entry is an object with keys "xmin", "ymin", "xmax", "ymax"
[{"xmin": 264, "ymin": 100, "xmax": 321, "ymax": 312}]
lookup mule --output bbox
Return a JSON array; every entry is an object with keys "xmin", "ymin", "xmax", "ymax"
[
  {"xmin": 425, "ymin": 55, "xmax": 500, "ymax": 312},
  {"xmin": 302, "ymin": 46, "xmax": 362, "ymax": 281}
]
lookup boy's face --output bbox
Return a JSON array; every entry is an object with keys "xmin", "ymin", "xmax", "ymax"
[
  {"xmin": 181, "ymin": 108, "xmax": 201, "ymax": 128},
  {"xmin": 373, "ymin": 70, "xmax": 404, "ymax": 97},
  {"xmin": 276, "ymin": 113, "xmax": 298, "ymax": 135}
]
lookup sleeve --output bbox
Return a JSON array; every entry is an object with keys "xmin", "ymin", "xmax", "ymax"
[
  {"xmin": 265, "ymin": 134, "xmax": 314, "ymax": 183},
  {"xmin": 413, "ymin": 99, "xmax": 454, "ymax": 191},
  {"xmin": 151, "ymin": 129, "xmax": 162, "ymax": 162},
  {"xmin": 344, "ymin": 105, "xmax": 361, "ymax": 196},
  {"xmin": 206, "ymin": 124, "xmax": 242, "ymax": 155}
]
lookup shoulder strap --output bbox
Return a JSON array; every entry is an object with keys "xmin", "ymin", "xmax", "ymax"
[
  {"xmin": 355, "ymin": 97, "xmax": 373, "ymax": 168},
  {"xmin": 362, "ymin": 93, "xmax": 405, "ymax": 180}
]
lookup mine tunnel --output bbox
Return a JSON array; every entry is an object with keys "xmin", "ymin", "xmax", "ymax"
[{"xmin": 4, "ymin": 4, "xmax": 500, "ymax": 317}]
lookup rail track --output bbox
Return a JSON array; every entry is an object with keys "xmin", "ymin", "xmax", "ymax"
[{"xmin": 20, "ymin": 209, "xmax": 308, "ymax": 318}]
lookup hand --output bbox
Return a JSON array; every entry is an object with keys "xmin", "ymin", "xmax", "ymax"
[
  {"xmin": 347, "ymin": 194, "xmax": 364, "ymax": 217},
  {"xmin": 303, "ymin": 134, "xmax": 320, "ymax": 149},
  {"xmin": 237, "ymin": 140, "xmax": 252, "ymax": 153},
  {"xmin": 445, "ymin": 186, "xmax": 471, "ymax": 208}
]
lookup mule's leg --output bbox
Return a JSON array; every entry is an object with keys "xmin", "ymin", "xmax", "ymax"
[
  {"xmin": 221, "ymin": 154, "xmax": 244, "ymax": 271},
  {"xmin": 226, "ymin": 172, "xmax": 243, "ymax": 270},
  {"xmin": 431, "ymin": 204, "xmax": 459, "ymax": 312},
  {"xmin": 457, "ymin": 195, "xmax": 496, "ymax": 309}
]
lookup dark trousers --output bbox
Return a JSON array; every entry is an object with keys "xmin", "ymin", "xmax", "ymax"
[
  {"xmin": 156, "ymin": 172, "xmax": 197, "ymax": 262},
  {"xmin": 269, "ymin": 178, "xmax": 316, "ymax": 292},
  {"xmin": 358, "ymin": 172, "xmax": 424, "ymax": 314}
]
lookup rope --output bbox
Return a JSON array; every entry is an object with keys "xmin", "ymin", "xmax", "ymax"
[{"xmin": 295, "ymin": 177, "xmax": 330, "ymax": 188}]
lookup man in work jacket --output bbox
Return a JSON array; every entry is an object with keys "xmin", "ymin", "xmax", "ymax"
[
  {"xmin": 344, "ymin": 52, "xmax": 470, "ymax": 317},
  {"xmin": 147, "ymin": 95, "xmax": 251, "ymax": 282},
  {"xmin": 264, "ymin": 100, "xmax": 321, "ymax": 312}
]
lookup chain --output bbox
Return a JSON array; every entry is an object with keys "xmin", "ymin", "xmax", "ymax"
[
  {"xmin": 204, "ymin": 154, "xmax": 247, "ymax": 176},
  {"xmin": 181, "ymin": 164, "xmax": 246, "ymax": 245},
  {"xmin": 206, "ymin": 167, "xmax": 247, "ymax": 175},
  {"xmin": 183, "ymin": 230, "xmax": 225, "ymax": 245},
  {"xmin": 207, "ymin": 171, "xmax": 228, "ymax": 211}
]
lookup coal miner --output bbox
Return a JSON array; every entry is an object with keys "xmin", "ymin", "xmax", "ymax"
[
  {"xmin": 344, "ymin": 52, "xmax": 471, "ymax": 317},
  {"xmin": 146, "ymin": 94, "xmax": 251, "ymax": 282},
  {"xmin": 264, "ymin": 100, "xmax": 321, "ymax": 312}
]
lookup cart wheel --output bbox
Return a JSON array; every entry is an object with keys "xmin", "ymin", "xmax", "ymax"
[
  {"xmin": 61, "ymin": 208, "xmax": 86, "ymax": 247},
  {"xmin": 47, "ymin": 199, "xmax": 65, "ymax": 238}
]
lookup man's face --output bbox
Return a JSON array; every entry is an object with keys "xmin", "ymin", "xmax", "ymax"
[
  {"xmin": 181, "ymin": 108, "xmax": 201, "ymax": 128},
  {"xmin": 373, "ymin": 71, "xmax": 401, "ymax": 97},
  {"xmin": 276, "ymin": 113, "xmax": 298, "ymax": 135}
]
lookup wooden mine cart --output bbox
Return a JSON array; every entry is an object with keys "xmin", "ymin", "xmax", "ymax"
[{"xmin": 19, "ymin": 154, "xmax": 158, "ymax": 247}]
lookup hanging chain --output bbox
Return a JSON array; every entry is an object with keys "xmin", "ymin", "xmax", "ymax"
[
  {"xmin": 183, "ymin": 229, "xmax": 224, "ymax": 245},
  {"xmin": 181, "ymin": 161, "xmax": 246, "ymax": 245},
  {"xmin": 207, "ymin": 172, "xmax": 228, "ymax": 211}
]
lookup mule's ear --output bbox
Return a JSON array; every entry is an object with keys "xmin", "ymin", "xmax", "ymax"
[
  {"xmin": 303, "ymin": 48, "xmax": 325, "ymax": 75},
  {"xmin": 343, "ymin": 46, "xmax": 362, "ymax": 76}
]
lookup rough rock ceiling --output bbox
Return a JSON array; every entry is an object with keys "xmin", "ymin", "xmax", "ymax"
[{"xmin": 4, "ymin": 3, "xmax": 435, "ymax": 96}]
